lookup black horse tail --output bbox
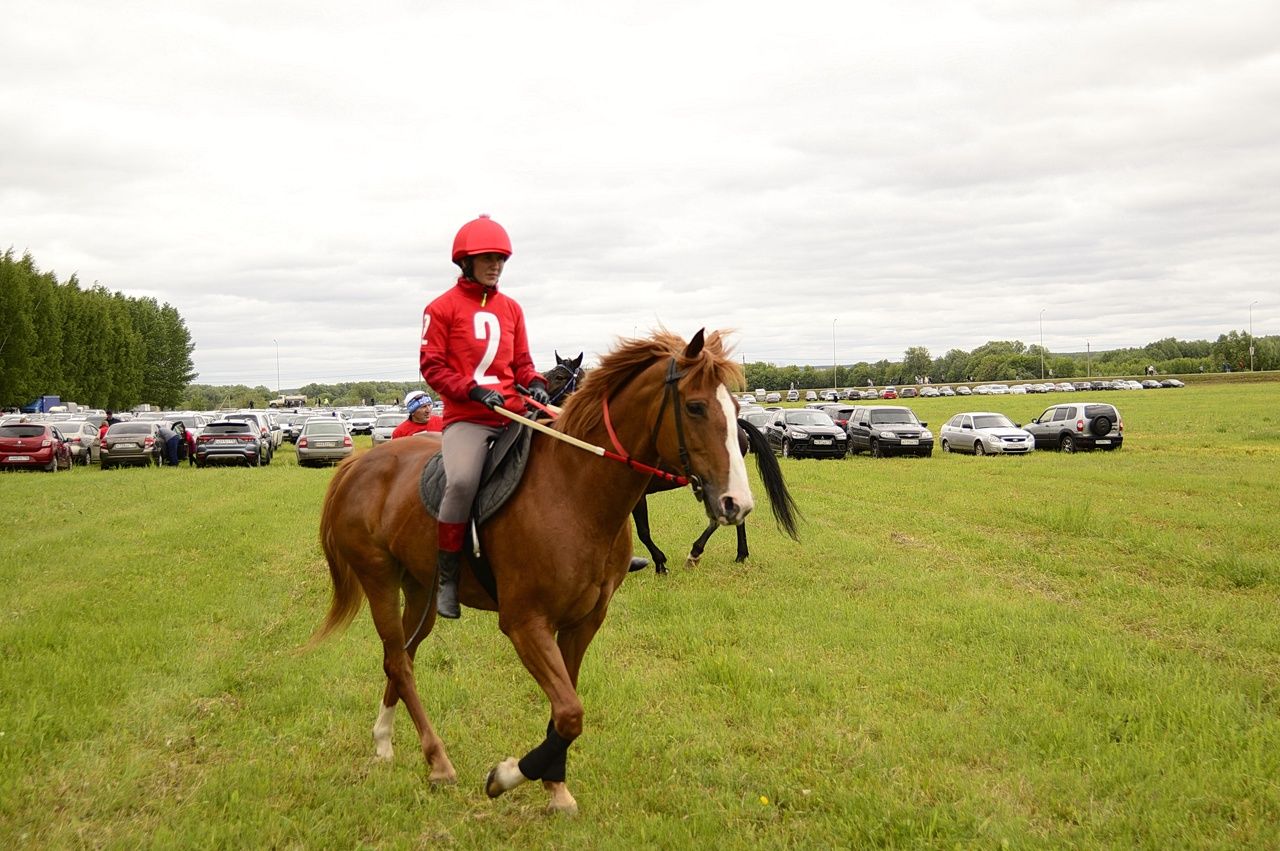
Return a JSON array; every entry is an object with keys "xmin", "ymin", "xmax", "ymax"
[{"xmin": 738, "ymin": 418, "xmax": 800, "ymax": 540}]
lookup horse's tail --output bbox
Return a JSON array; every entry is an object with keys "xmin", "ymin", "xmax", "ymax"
[
  {"xmin": 739, "ymin": 417, "xmax": 800, "ymax": 540},
  {"xmin": 308, "ymin": 457, "xmax": 366, "ymax": 647}
]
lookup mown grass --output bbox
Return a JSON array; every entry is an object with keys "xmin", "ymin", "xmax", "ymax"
[{"xmin": 1, "ymin": 383, "xmax": 1278, "ymax": 848}]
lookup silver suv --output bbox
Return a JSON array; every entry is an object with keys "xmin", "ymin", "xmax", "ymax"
[{"xmin": 1024, "ymin": 402, "xmax": 1123, "ymax": 452}]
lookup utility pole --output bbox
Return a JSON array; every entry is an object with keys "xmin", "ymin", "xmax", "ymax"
[
  {"xmin": 832, "ymin": 317, "xmax": 838, "ymax": 393},
  {"xmin": 1249, "ymin": 301, "xmax": 1258, "ymax": 371},
  {"xmin": 1039, "ymin": 308, "xmax": 1045, "ymax": 380},
  {"xmin": 274, "ymin": 339, "xmax": 281, "ymax": 396}
]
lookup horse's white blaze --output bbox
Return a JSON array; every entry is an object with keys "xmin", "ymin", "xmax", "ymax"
[
  {"xmin": 373, "ymin": 702, "xmax": 396, "ymax": 760},
  {"xmin": 716, "ymin": 385, "xmax": 754, "ymax": 519}
]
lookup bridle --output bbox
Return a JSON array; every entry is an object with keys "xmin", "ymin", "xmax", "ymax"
[
  {"xmin": 545, "ymin": 363, "xmax": 583, "ymax": 405},
  {"xmin": 600, "ymin": 357, "xmax": 704, "ymax": 503}
]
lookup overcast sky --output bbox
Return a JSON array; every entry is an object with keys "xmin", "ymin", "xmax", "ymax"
[{"xmin": 4, "ymin": 1, "xmax": 1277, "ymax": 388}]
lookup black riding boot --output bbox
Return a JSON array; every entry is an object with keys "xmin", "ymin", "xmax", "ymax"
[{"xmin": 436, "ymin": 550, "xmax": 461, "ymax": 620}]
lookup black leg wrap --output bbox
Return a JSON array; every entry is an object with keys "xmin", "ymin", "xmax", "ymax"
[{"xmin": 518, "ymin": 718, "xmax": 572, "ymax": 783}]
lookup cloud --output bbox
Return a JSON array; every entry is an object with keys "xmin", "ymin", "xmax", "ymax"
[{"xmin": 3, "ymin": 0, "xmax": 1277, "ymax": 386}]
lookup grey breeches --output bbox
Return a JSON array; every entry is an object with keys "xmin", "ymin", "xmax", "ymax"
[{"xmin": 438, "ymin": 421, "xmax": 505, "ymax": 524}]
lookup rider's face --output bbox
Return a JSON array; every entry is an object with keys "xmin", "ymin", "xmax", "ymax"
[{"xmin": 469, "ymin": 253, "xmax": 505, "ymax": 286}]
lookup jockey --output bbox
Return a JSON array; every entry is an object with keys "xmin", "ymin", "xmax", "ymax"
[
  {"xmin": 419, "ymin": 215, "xmax": 549, "ymax": 619},
  {"xmin": 391, "ymin": 390, "xmax": 443, "ymax": 438}
]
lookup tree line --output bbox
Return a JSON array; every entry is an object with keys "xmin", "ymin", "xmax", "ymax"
[
  {"xmin": 743, "ymin": 334, "xmax": 1278, "ymax": 392},
  {"xmin": 1, "ymin": 249, "xmax": 196, "ymax": 410}
]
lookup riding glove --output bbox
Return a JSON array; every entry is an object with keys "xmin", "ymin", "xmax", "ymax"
[
  {"xmin": 527, "ymin": 381, "xmax": 550, "ymax": 406},
  {"xmin": 468, "ymin": 386, "xmax": 506, "ymax": 410}
]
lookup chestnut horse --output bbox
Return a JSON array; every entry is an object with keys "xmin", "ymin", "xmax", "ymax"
[
  {"xmin": 545, "ymin": 351, "xmax": 798, "ymax": 572},
  {"xmin": 312, "ymin": 329, "xmax": 753, "ymax": 814}
]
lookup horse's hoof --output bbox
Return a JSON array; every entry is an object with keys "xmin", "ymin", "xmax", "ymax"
[
  {"xmin": 429, "ymin": 769, "xmax": 458, "ymax": 786},
  {"xmin": 373, "ymin": 745, "xmax": 394, "ymax": 762},
  {"xmin": 628, "ymin": 557, "xmax": 650, "ymax": 572},
  {"xmin": 684, "ymin": 556, "xmax": 700, "ymax": 570},
  {"xmin": 655, "ymin": 564, "xmax": 669, "ymax": 576},
  {"xmin": 485, "ymin": 757, "xmax": 525, "ymax": 798},
  {"xmin": 546, "ymin": 798, "xmax": 579, "ymax": 817}
]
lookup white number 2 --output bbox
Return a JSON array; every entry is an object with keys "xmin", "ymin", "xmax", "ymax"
[{"xmin": 473, "ymin": 312, "xmax": 500, "ymax": 385}]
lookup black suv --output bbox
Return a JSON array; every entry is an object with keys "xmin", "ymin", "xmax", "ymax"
[
  {"xmin": 1024, "ymin": 402, "xmax": 1123, "ymax": 452},
  {"xmin": 845, "ymin": 405, "xmax": 933, "ymax": 457},
  {"xmin": 763, "ymin": 408, "xmax": 848, "ymax": 459}
]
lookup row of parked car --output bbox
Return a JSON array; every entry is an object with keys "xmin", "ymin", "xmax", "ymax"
[
  {"xmin": 742, "ymin": 378, "xmax": 1183, "ymax": 405},
  {"xmin": 0, "ymin": 405, "xmax": 417, "ymax": 472},
  {"xmin": 740, "ymin": 400, "xmax": 1124, "ymax": 459}
]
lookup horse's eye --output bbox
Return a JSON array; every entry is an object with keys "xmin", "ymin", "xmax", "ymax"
[{"xmin": 686, "ymin": 401, "xmax": 707, "ymax": 417}]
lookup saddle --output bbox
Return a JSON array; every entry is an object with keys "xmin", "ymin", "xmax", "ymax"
[{"xmin": 418, "ymin": 419, "xmax": 536, "ymax": 603}]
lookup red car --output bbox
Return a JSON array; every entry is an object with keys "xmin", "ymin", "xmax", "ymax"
[
  {"xmin": 0, "ymin": 422, "xmax": 73, "ymax": 472},
  {"xmin": 881, "ymin": 387, "xmax": 899, "ymax": 399}
]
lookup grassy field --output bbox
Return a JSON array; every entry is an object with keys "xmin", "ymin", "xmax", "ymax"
[{"xmin": 2, "ymin": 383, "xmax": 1278, "ymax": 848}]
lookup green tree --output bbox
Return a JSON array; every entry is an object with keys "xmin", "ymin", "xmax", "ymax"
[
  {"xmin": 902, "ymin": 346, "xmax": 932, "ymax": 382},
  {"xmin": 0, "ymin": 250, "xmax": 37, "ymax": 405}
]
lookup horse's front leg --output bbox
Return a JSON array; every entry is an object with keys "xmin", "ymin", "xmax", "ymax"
[
  {"xmin": 485, "ymin": 622, "xmax": 583, "ymax": 815},
  {"xmin": 686, "ymin": 518, "xmax": 718, "ymax": 569},
  {"xmin": 734, "ymin": 521, "xmax": 749, "ymax": 563}
]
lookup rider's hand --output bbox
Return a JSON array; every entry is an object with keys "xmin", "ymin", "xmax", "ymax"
[
  {"xmin": 468, "ymin": 386, "xmax": 506, "ymax": 410},
  {"xmin": 527, "ymin": 381, "xmax": 550, "ymax": 406}
]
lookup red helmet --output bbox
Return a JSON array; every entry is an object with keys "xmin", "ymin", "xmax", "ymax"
[{"xmin": 451, "ymin": 215, "xmax": 512, "ymax": 264}]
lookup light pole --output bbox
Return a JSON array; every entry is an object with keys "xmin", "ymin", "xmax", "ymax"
[
  {"xmin": 1039, "ymin": 308, "xmax": 1045, "ymax": 380},
  {"xmin": 273, "ymin": 339, "xmax": 281, "ymax": 396},
  {"xmin": 1249, "ymin": 301, "xmax": 1258, "ymax": 372},
  {"xmin": 832, "ymin": 318, "xmax": 838, "ymax": 393}
]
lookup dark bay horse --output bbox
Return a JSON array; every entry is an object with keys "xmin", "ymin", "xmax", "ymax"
[
  {"xmin": 312, "ymin": 330, "xmax": 753, "ymax": 814},
  {"xmin": 546, "ymin": 351, "xmax": 798, "ymax": 572}
]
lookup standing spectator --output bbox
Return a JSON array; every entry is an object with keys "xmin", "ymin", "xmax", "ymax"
[
  {"xmin": 99, "ymin": 409, "xmax": 120, "ymax": 444},
  {"xmin": 174, "ymin": 421, "xmax": 197, "ymax": 466},
  {"xmin": 157, "ymin": 421, "xmax": 180, "ymax": 466}
]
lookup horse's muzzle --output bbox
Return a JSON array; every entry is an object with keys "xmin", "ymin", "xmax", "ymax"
[{"xmin": 708, "ymin": 489, "xmax": 753, "ymax": 526}]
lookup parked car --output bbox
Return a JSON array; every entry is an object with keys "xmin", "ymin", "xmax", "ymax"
[
  {"xmin": 763, "ymin": 409, "xmax": 847, "ymax": 459},
  {"xmin": 278, "ymin": 413, "xmax": 308, "ymax": 443},
  {"xmin": 347, "ymin": 408, "xmax": 378, "ymax": 435},
  {"xmin": 846, "ymin": 406, "xmax": 933, "ymax": 457},
  {"xmin": 919, "ymin": 386, "xmax": 940, "ymax": 398},
  {"xmin": 1024, "ymin": 402, "xmax": 1123, "ymax": 452},
  {"xmin": 0, "ymin": 422, "xmax": 73, "ymax": 472},
  {"xmin": 739, "ymin": 408, "xmax": 770, "ymax": 431},
  {"xmin": 819, "ymin": 404, "xmax": 857, "ymax": 431},
  {"xmin": 939, "ymin": 412, "xmax": 1034, "ymax": 455},
  {"xmin": 371, "ymin": 412, "xmax": 407, "ymax": 446},
  {"xmin": 861, "ymin": 389, "xmax": 880, "ymax": 399},
  {"xmin": 297, "ymin": 418, "xmax": 354, "ymax": 466},
  {"xmin": 194, "ymin": 420, "xmax": 262, "ymax": 467},
  {"xmin": 955, "ymin": 385, "xmax": 972, "ymax": 396},
  {"xmin": 804, "ymin": 390, "xmax": 817, "ymax": 401},
  {"xmin": 899, "ymin": 387, "xmax": 918, "ymax": 398},
  {"xmin": 166, "ymin": 413, "xmax": 209, "ymax": 443},
  {"xmin": 764, "ymin": 392, "xmax": 782, "ymax": 404},
  {"xmin": 1160, "ymin": 378, "xmax": 1185, "ymax": 388},
  {"xmin": 224, "ymin": 412, "xmax": 274, "ymax": 464},
  {"xmin": 58, "ymin": 419, "xmax": 101, "ymax": 465},
  {"xmin": 939, "ymin": 386, "xmax": 956, "ymax": 397},
  {"xmin": 100, "ymin": 421, "xmax": 163, "ymax": 468},
  {"xmin": 881, "ymin": 387, "xmax": 898, "ymax": 399}
]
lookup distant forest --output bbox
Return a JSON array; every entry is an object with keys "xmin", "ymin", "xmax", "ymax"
[
  {"xmin": 4, "ymin": 249, "xmax": 1274, "ymax": 410},
  {"xmin": 184, "ymin": 332, "xmax": 1278, "ymax": 410},
  {"xmin": 1, "ymin": 250, "xmax": 196, "ymax": 410}
]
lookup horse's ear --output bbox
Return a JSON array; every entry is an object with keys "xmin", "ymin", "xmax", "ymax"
[
  {"xmin": 555, "ymin": 350, "xmax": 563, "ymax": 364},
  {"xmin": 684, "ymin": 328, "xmax": 706, "ymax": 359},
  {"xmin": 570, "ymin": 353, "xmax": 583, "ymax": 370}
]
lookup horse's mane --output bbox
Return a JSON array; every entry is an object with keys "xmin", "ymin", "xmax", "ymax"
[{"xmin": 555, "ymin": 330, "xmax": 744, "ymax": 437}]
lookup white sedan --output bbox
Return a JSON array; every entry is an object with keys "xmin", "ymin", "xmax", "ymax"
[{"xmin": 940, "ymin": 412, "xmax": 1034, "ymax": 455}]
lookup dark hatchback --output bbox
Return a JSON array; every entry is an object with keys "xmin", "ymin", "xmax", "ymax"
[
  {"xmin": 763, "ymin": 409, "xmax": 848, "ymax": 459},
  {"xmin": 195, "ymin": 421, "xmax": 262, "ymax": 467},
  {"xmin": 846, "ymin": 405, "xmax": 934, "ymax": 457}
]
